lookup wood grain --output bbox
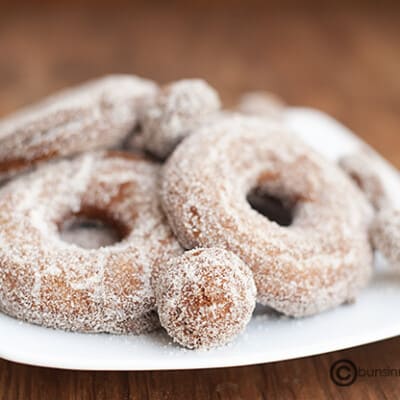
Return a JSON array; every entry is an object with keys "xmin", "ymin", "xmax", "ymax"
[{"xmin": 0, "ymin": 3, "xmax": 400, "ymax": 399}]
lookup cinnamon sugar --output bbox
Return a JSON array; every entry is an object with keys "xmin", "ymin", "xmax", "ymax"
[
  {"xmin": 0, "ymin": 152, "xmax": 182, "ymax": 334},
  {"xmin": 153, "ymin": 248, "xmax": 256, "ymax": 349},
  {"xmin": 0, "ymin": 75, "xmax": 158, "ymax": 180},
  {"xmin": 140, "ymin": 79, "xmax": 221, "ymax": 159},
  {"xmin": 161, "ymin": 115, "xmax": 373, "ymax": 317}
]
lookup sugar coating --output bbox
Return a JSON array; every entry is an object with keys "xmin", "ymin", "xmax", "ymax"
[
  {"xmin": 141, "ymin": 79, "xmax": 221, "ymax": 159},
  {"xmin": 0, "ymin": 151, "xmax": 182, "ymax": 334},
  {"xmin": 371, "ymin": 209, "xmax": 400, "ymax": 266},
  {"xmin": 339, "ymin": 145, "xmax": 400, "ymax": 211},
  {"xmin": 237, "ymin": 91, "xmax": 285, "ymax": 120},
  {"xmin": 161, "ymin": 115, "xmax": 374, "ymax": 317},
  {"xmin": 0, "ymin": 75, "xmax": 158, "ymax": 180},
  {"xmin": 152, "ymin": 248, "xmax": 256, "ymax": 349}
]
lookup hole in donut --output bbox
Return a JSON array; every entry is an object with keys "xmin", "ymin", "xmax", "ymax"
[
  {"xmin": 58, "ymin": 209, "xmax": 129, "ymax": 250},
  {"xmin": 247, "ymin": 189, "xmax": 293, "ymax": 227}
]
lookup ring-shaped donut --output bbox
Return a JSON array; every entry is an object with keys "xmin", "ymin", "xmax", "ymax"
[
  {"xmin": 161, "ymin": 116, "xmax": 373, "ymax": 317},
  {"xmin": 0, "ymin": 75, "xmax": 157, "ymax": 181},
  {"xmin": 0, "ymin": 151, "xmax": 182, "ymax": 333}
]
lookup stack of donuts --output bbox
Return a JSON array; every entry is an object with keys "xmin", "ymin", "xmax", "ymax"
[{"xmin": 0, "ymin": 75, "xmax": 397, "ymax": 350}]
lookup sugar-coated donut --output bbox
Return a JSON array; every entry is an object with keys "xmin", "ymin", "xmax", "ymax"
[
  {"xmin": 161, "ymin": 115, "xmax": 373, "ymax": 317},
  {"xmin": 371, "ymin": 209, "xmax": 400, "ymax": 267},
  {"xmin": 237, "ymin": 91, "xmax": 285, "ymax": 120},
  {"xmin": 152, "ymin": 248, "xmax": 256, "ymax": 349},
  {"xmin": 0, "ymin": 75, "xmax": 158, "ymax": 181},
  {"xmin": 0, "ymin": 151, "xmax": 182, "ymax": 334},
  {"xmin": 140, "ymin": 79, "xmax": 221, "ymax": 159},
  {"xmin": 339, "ymin": 146, "xmax": 400, "ymax": 211}
]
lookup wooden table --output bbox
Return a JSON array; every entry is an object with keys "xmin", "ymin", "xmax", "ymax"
[{"xmin": 0, "ymin": 2, "xmax": 399, "ymax": 398}]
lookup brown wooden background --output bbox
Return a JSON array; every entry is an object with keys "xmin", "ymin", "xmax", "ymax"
[{"xmin": 1, "ymin": 2, "xmax": 400, "ymax": 399}]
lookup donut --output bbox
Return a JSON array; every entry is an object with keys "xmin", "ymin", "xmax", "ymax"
[
  {"xmin": 0, "ymin": 75, "xmax": 158, "ymax": 181},
  {"xmin": 237, "ymin": 91, "xmax": 285, "ymax": 120},
  {"xmin": 339, "ymin": 145, "xmax": 400, "ymax": 210},
  {"xmin": 0, "ymin": 151, "xmax": 182, "ymax": 334},
  {"xmin": 152, "ymin": 248, "xmax": 256, "ymax": 349},
  {"xmin": 161, "ymin": 115, "xmax": 373, "ymax": 317},
  {"xmin": 371, "ymin": 208, "xmax": 400, "ymax": 267},
  {"xmin": 140, "ymin": 79, "xmax": 221, "ymax": 159}
]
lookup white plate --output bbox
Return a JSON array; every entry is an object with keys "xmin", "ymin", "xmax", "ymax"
[{"xmin": 0, "ymin": 108, "xmax": 399, "ymax": 370}]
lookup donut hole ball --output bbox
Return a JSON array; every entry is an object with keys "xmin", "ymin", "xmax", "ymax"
[
  {"xmin": 141, "ymin": 79, "xmax": 221, "ymax": 159},
  {"xmin": 59, "ymin": 208, "xmax": 129, "ymax": 250},
  {"xmin": 153, "ymin": 248, "xmax": 256, "ymax": 350},
  {"xmin": 246, "ymin": 188, "xmax": 293, "ymax": 227}
]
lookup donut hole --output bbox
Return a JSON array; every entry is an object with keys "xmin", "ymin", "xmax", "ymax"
[
  {"xmin": 247, "ymin": 189, "xmax": 293, "ymax": 227},
  {"xmin": 58, "ymin": 208, "xmax": 130, "ymax": 249}
]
